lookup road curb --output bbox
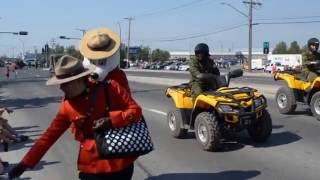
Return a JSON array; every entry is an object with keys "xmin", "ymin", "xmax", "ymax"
[
  {"xmin": 124, "ymin": 68, "xmax": 273, "ymax": 78},
  {"xmin": 127, "ymin": 75, "xmax": 280, "ymax": 95}
]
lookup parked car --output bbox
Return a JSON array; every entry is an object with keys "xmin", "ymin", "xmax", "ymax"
[
  {"xmin": 178, "ymin": 63, "xmax": 189, "ymax": 71},
  {"xmin": 165, "ymin": 62, "xmax": 182, "ymax": 70}
]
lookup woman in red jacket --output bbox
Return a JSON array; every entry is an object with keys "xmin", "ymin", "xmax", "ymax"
[{"xmin": 9, "ymin": 55, "xmax": 142, "ymax": 180}]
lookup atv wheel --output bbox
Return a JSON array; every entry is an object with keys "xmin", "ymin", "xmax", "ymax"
[
  {"xmin": 167, "ymin": 108, "xmax": 188, "ymax": 138},
  {"xmin": 310, "ymin": 91, "xmax": 320, "ymax": 121},
  {"xmin": 276, "ymin": 86, "xmax": 297, "ymax": 114},
  {"xmin": 247, "ymin": 110, "xmax": 272, "ymax": 142},
  {"xmin": 194, "ymin": 112, "xmax": 221, "ymax": 151}
]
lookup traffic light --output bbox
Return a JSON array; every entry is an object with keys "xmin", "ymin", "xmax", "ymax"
[
  {"xmin": 263, "ymin": 47, "xmax": 269, "ymax": 54},
  {"xmin": 263, "ymin": 41, "xmax": 269, "ymax": 54}
]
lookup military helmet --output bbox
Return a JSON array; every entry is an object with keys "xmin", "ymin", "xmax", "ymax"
[
  {"xmin": 308, "ymin": 38, "xmax": 319, "ymax": 47},
  {"xmin": 195, "ymin": 43, "xmax": 210, "ymax": 55}
]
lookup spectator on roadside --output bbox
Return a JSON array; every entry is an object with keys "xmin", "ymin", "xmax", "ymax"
[
  {"xmin": 5, "ymin": 67, "xmax": 10, "ymax": 79},
  {"xmin": 0, "ymin": 157, "xmax": 8, "ymax": 175},
  {"xmin": 9, "ymin": 55, "xmax": 142, "ymax": 180},
  {"xmin": 80, "ymin": 27, "xmax": 131, "ymax": 93},
  {"xmin": 0, "ymin": 108, "xmax": 29, "ymax": 144}
]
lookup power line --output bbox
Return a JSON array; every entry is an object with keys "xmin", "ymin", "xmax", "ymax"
[
  {"xmin": 256, "ymin": 15, "xmax": 320, "ymax": 21},
  {"xmin": 256, "ymin": 20, "xmax": 320, "ymax": 25},
  {"xmin": 134, "ymin": 0, "xmax": 211, "ymax": 19},
  {"xmin": 150, "ymin": 23, "xmax": 246, "ymax": 42}
]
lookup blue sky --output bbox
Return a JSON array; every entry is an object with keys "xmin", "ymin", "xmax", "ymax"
[{"xmin": 0, "ymin": 0, "xmax": 320, "ymax": 57}]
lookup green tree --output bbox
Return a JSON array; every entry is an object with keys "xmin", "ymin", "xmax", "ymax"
[
  {"xmin": 133, "ymin": 46, "xmax": 151, "ymax": 62},
  {"xmin": 272, "ymin": 41, "xmax": 288, "ymax": 54},
  {"xmin": 288, "ymin": 41, "xmax": 301, "ymax": 54},
  {"xmin": 54, "ymin": 45, "xmax": 65, "ymax": 54},
  {"xmin": 151, "ymin": 49, "xmax": 170, "ymax": 62},
  {"xmin": 65, "ymin": 45, "xmax": 82, "ymax": 59}
]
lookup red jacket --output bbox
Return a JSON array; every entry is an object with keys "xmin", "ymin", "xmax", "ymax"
[
  {"xmin": 107, "ymin": 68, "xmax": 131, "ymax": 93},
  {"xmin": 21, "ymin": 80, "xmax": 142, "ymax": 173}
]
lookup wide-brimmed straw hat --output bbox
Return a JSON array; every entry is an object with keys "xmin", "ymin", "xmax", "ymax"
[
  {"xmin": 80, "ymin": 27, "xmax": 120, "ymax": 60},
  {"xmin": 46, "ymin": 55, "xmax": 95, "ymax": 86}
]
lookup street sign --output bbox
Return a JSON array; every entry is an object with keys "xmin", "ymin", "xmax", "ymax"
[
  {"xmin": 263, "ymin": 41, "xmax": 269, "ymax": 54},
  {"xmin": 129, "ymin": 47, "xmax": 140, "ymax": 54}
]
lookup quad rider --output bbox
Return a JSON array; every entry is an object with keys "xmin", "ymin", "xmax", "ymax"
[
  {"xmin": 189, "ymin": 43, "xmax": 220, "ymax": 100},
  {"xmin": 302, "ymin": 38, "xmax": 320, "ymax": 82}
]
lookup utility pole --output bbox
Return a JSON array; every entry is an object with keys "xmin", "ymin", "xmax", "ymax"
[
  {"xmin": 124, "ymin": 17, "xmax": 134, "ymax": 69},
  {"xmin": 243, "ymin": 0, "xmax": 261, "ymax": 72}
]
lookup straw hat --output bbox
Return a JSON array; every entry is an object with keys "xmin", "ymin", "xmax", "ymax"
[
  {"xmin": 80, "ymin": 27, "xmax": 120, "ymax": 60},
  {"xmin": 46, "ymin": 55, "xmax": 95, "ymax": 85}
]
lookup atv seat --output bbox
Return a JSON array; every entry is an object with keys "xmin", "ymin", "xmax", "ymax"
[{"xmin": 172, "ymin": 83, "xmax": 190, "ymax": 89}]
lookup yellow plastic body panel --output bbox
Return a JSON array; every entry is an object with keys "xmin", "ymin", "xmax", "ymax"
[
  {"xmin": 166, "ymin": 88, "xmax": 193, "ymax": 109},
  {"xmin": 167, "ymin": 85, "xmax": 267, "ymax": 125},
  {"xmin": 274, "ymin": 72, "xmax": 320, "ymax": 91}
]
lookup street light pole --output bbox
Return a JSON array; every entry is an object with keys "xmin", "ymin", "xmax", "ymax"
[
  {"xmin": 59, "ymin": 36, "xmax": 81, "ymax": 40},
  {"xmin": 75, "ymin": 28, "xmax": 86, "ymax": 36},
  {"xmin": 117, "ymin": 21, "xmax": 122, "ymax": 43},
  {"xmin": 125, "ymin": 17, "xmax": 134, "ymax": 69},
  {"xmin": 243, "ymin": 0, "xmax": 261, "ymax": 72},
  {"xmin": 248, "ymin": 0, "xmax": 253, "ymax": 72},
  {"xmin": 221, "ymin": 1, "xmax": 261, "ymax": 72}
]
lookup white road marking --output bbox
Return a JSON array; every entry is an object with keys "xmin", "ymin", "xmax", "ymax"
[{"xmin": 143, "ymin": 108, "xmax": 167, "ymax": 116}]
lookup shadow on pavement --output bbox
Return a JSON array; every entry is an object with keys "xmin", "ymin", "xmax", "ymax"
[
  {"xmin": 0, "ymin": 78, "xmax": 47, "ymax": 86},
  {"xmin": 146, "ymin": 170, "xmax": 261, "ymax": 180},
  {"xmin": 240, "ymin": 131, "xmax": 302, "ymax": 148},
  {"xmin": 132, "ymin": 88, "xmax": 164, "ymax": 94},
  {"xmin": 216, "ymin": 130, "xmax": 301, "ymax": 152},
  {"xmin": 13, "ymin": 125, "xmax": 40, "ymax": 131},
  {"xmin": 0, "ymin": 96, "xmax": 62, "ymax": 110},
  {"xmin": 1, "ymin": 138, "xmax": 36, "ymax": 152},
  {"xmin": 272, "ymin": 124, "xmax": 284, "ymax": 129},
  {"xmin": 2, "ymin": 160, "xmax": 61, "ymax": 179}
]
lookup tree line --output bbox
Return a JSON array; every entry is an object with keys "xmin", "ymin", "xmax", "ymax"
[{"xmin": 272, "ymin": 41, "xmax": 307, "ymax": 54}]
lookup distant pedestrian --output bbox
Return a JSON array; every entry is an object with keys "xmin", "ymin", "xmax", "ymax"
[{"xmin": 5, "ymin": 67, "xmax": 10, "ymax": 79}]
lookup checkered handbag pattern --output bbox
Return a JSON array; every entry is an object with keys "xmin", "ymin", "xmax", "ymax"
[{"xmin": 95, "ymin": 117, "xmax": 154, "ymax": 159}]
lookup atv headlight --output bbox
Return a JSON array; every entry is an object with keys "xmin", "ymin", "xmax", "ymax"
[
  {"xmin": 254, "ymin": 97, "xmax": 266, "ymax": 108},
  {"xmin": 218, "ymin": 104, "xmax": 233, "ymax": 112}
]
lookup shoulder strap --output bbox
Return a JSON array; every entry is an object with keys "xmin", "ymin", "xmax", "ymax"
[
  {"xmin": 103, "ymin": 80, "xmax": 111, "ymax": 117},
  {"xmin": 85, "ymin": 86, "xmax": 100, "ymax": 117},
  {"xmin": 85, "ymin": 80, "xmax": 111, "ymax": 118}
]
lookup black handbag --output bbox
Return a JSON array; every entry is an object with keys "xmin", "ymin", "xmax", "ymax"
[{"xmin": 89, "ymin": 82, "xmax": 154, "ymax": 159}]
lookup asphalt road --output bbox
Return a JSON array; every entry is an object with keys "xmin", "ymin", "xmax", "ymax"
[{"xmin": 1, "ymin": 68, "xmax": 320, "ymax": 180}]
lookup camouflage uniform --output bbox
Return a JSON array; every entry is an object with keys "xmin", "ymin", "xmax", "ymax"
[
  {"xmin": 302, "ymin": 51, "xmax": 320, "ymax": 82},
  {"xmin": 189, "ymin": 57, "xmax": 220, "ymax": 100}
]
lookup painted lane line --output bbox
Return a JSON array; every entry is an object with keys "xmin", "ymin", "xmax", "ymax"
[{"xmin": 143, "ymin": 108, "xmax": 167, "ymax": 116}]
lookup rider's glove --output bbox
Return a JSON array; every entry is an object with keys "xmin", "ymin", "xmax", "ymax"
[
  {"xmin": 8, "ymin": 162, "xmax": 28, "ymax": 179},
  {"xmin": 196, "ymin": 73, "xmax": 216, "ymax": 81}
]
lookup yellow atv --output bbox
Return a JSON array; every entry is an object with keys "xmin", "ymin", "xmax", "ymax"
[
  {"xmin": 274, "ymin": 64, "xmax": 320, "ymax": 120},
  {"xmin": 165, "ymin": 69, "xmax": 272, "ymax": 151}
]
